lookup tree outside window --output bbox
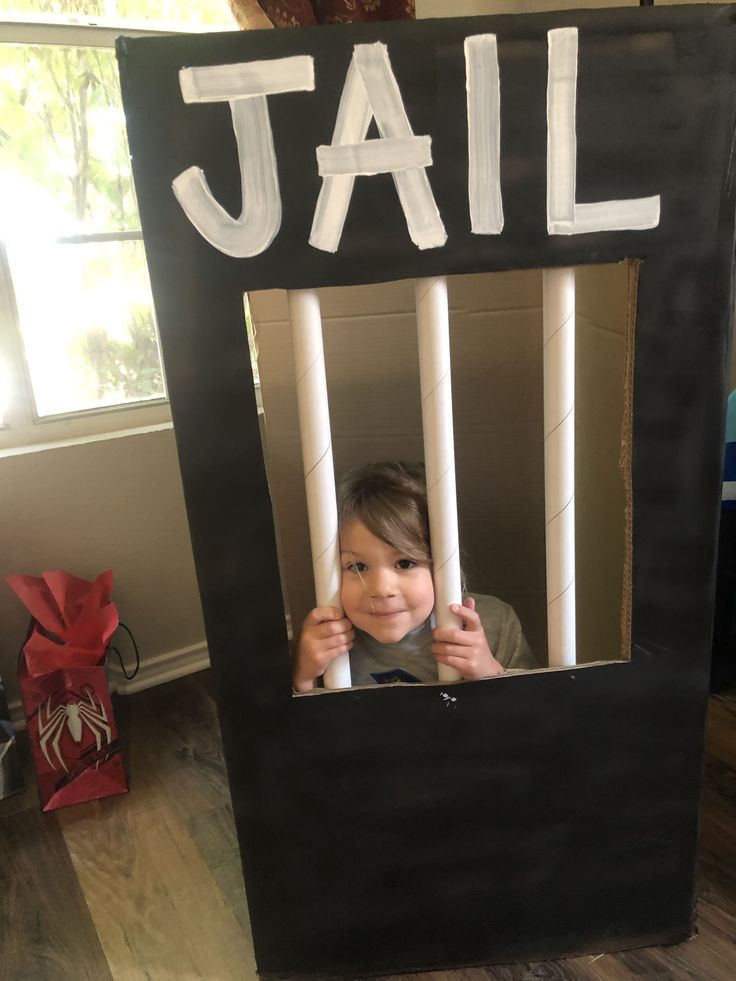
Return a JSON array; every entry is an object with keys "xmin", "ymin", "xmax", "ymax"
[{"xmin": 0, "ymin": 0, "xmax": 235, "ymax": 435}]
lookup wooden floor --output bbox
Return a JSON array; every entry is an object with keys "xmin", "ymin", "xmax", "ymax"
[{"xmin": 2, "ymin": 672, "xmax": 734, "ymax": 981}]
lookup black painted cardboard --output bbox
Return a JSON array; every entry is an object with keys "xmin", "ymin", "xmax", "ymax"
[{"xmin": 117, "ymin": 6, "xmax": 736, "ymax": 976}]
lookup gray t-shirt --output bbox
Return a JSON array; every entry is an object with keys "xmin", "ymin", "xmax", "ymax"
[{"xmin": 348, "ymin": 593, "xmax": 535, "ymax": 687}]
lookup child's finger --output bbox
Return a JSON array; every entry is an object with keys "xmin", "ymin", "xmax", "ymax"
[
  {"xmin": 325, "ymin": 628, "xmax": 355, "ymax": 649},
  {"xmin": 432, "ymin": 641, "xmax": 472, "ymax": 661},
  {"xmin": 315, "ymin": 619, "xmax": 353, "ymax": 640},
  {"xmin": 434, "ymin": 649, "xmax": 505, "ymax": 679},
  {"xmin": 433, "ymin": 626, "xmax": 474, "ymax": 647},
  {"xmin": 450, "ymin": 602, "xmax": 482, "ymax": 631},
  {"xmin": 462, "ymin": 596, "xmax": 476, "ymax": 612},
  {"xmin": 433, "ymin": 652, "xmax": 471, "ymax": 672},
  {"xmin": 322, "ymin": 637, "xmax": 353, "ymax": 656},
  {"xmin": 306, "ymin": 606, "xmax": 344, "ymax": 625}
]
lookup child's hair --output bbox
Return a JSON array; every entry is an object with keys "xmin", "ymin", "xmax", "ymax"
[{"xmin": 337, "ymin": 461, "xmax": 431, "ymax": 566}]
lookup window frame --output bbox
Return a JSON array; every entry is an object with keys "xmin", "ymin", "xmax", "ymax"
[{"xmin": 0, "ymin": 12, "xmax": 236, "ymax": 451}]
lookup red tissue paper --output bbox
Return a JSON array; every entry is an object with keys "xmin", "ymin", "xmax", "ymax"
[{"xmin": 6, "ymin": 570, "xmax": 129, "ymax": 812}]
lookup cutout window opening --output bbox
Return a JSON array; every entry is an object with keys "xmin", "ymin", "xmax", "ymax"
[{"xmin": 245, "ymin": 263, "xmax": 634, "ymax": 695}]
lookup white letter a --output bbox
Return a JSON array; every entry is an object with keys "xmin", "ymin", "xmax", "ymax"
[{"xmin": 310, "ymin": 43, "xmax": 447, "ymax": 253}]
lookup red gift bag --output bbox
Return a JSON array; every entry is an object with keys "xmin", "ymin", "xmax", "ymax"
[{"xmin": 6, "ymin": 570, "xmax": 130, "ymax": 812}]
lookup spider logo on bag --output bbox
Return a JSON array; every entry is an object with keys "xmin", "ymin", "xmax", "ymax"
[{"xmin": 37, "ymin": 684, "xmax": 111, "ymax": 773}]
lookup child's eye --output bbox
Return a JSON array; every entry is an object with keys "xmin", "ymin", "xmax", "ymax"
[
  {"xmin": 345, "ymin": 561, "xmax": 368, "ymax": 573},
  {"xmin": 396, "ymin": 559, "xmax": 416, "ymax": 570}
]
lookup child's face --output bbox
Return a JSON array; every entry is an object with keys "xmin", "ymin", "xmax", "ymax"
[{"xmin": 339, "ymin": 519, "xmax": 435, "ymax": 643}]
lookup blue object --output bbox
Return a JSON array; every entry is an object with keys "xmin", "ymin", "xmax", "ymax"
[{"xmin": 722, "ymin": 390, "xmax": 736, "ymax": 509}]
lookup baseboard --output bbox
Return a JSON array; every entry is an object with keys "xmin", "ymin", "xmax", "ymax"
[
  {"xmin": 107, "ymin": 641, "xmax": 211, "ymax": 696},
  {"xmin": 7, "ymin": 641, "xmax": 211, "ymax": 732}
]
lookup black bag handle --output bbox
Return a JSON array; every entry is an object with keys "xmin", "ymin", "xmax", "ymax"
[{"xmin": 108, "ymin": 622, "xmax": 141, "ymax": 681}]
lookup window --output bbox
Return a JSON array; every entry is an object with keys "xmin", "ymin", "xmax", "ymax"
[{"xmin": 0, "ymin": 1, "xmax": 236, "ymax": 449}]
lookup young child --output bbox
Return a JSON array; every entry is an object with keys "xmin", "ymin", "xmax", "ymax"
[{"xmin": 293, "ymin": 461, "xmax": 534, "ymax": 691}]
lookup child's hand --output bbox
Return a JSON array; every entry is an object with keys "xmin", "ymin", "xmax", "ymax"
[
  {"xmin": 432, "ymin": 596, "xmax": 505, "ymax": 680},
  {"xmin": 293, "ymin": 607, "xmax": 355, "ymax": 692}
]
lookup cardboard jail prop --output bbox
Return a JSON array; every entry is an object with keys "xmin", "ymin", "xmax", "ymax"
[{"xmin": 117, "ymin": 6, "xmax": 736, "ymax": 976}]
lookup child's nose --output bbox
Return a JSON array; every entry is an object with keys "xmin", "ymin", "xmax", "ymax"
[{"xmin": 369, "ymin": 567, "xmax": 398, "ymax": 597}]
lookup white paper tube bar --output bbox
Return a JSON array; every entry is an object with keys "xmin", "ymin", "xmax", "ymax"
[
  {"xmin": 288, "ymin": 288, "xmax": 351, "ymax": 689},
  {"xmin": 415, "ymin": 277, "xmax": 463, "ymax": 684},
  {"xmin": 543, "ymin": 267, "xmax": 577, "ymax": 667}
]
